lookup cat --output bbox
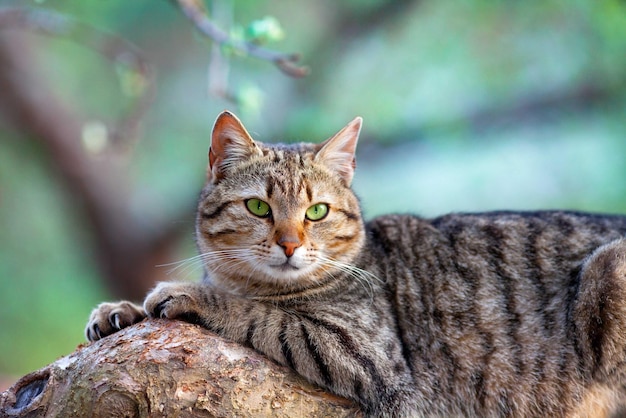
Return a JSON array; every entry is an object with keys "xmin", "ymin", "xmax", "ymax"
[{"xmin": 86, "ymin": 110, "xmax": 626, "ymax": 417}]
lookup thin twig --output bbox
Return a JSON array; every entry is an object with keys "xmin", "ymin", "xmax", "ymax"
[
  {"xmin": 172, "ymin": 0, "xmax": 309, "ymax": 78},
  {"xmin": 207, "ymin": 0, "xmax": 235, "ymax": 101}
]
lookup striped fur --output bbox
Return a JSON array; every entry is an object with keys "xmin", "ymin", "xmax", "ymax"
[{"xmin": 87, "ymin": 112, "xmax": 626, "ymax": 417}]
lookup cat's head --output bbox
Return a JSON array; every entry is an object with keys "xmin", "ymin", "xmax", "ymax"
[{"xmin": 195, "ymin": 111, "xmax": 365, "ymax": 297}]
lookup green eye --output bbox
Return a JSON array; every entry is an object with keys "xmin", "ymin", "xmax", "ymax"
[
  {"xmin": 246, "ymin": 199, "xmax": 271, "ymax": 217},
  {"xmin": 306, "ymin": 203, "xmax": 329, "ymax": 221}
]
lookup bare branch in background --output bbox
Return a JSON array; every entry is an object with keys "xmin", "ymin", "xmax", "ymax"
[
  {"xmin": 172, "ymin": 0, "xmax": 310, "ymax": 78},
  {"xmin": 0, "ymin": 28, "xmax": 181, "ymax": 301},
  {"xmin": 0, "ymin": 7, "xmax": 155, "ymax": 153}
]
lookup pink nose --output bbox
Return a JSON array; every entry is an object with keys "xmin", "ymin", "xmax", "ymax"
[{"xmin": 278, "ymin": 238, "xmax": 301, "ymax": 257}]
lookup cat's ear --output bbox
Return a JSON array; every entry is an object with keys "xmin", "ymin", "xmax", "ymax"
[
  {"xmin": 315, "ymin": 117, "xmax": 362, "ymax": 186},
  {"xmin": 208, "ymin": 111, "xmax": 261, "ymax": 182}
]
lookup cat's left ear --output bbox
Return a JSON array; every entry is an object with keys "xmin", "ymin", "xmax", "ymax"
[{"xmin": 315, "ymin": 117, "xmax": 362, "ymax": 186}]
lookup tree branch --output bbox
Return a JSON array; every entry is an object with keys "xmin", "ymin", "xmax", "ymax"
[
  {"xmin": 171, "ymin": 0, "xmax": 310, "ymax": 78},
  {"xmin": 0, "ymin": 320, "xmax": 361, "ymax": 417}
]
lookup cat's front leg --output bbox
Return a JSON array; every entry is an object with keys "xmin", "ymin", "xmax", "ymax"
[
  {"xmin": 144, "ymin": 282, "xmax": 416, "ymax": 417},
  {"xmin": 85, "ymin": 301, "xmax": 146, "ymax": 341}
]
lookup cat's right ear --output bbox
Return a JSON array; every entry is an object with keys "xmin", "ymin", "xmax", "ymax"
[{"xmin": 208, "ymin": 111, "xmax": 261, "ymax": 183}]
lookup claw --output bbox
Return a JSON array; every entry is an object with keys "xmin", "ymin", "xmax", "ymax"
[
  {"xmin": 94, "ymin": 324, "xmax": 102, "ymax": 340},
  {"xmin": 153, "ymin": 297, "xmax": 172, "ymax": 319},
  {"xmin": 158, "ymin": 302, "xmax": 167, "ymax": 318},
  {"xmin": 112, "ymin": 313, "xmax": 121, "ymax": 330}
]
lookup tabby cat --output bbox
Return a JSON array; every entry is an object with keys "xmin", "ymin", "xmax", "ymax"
[{"xmin": 86, "ymin": 111, "xmax": 626, "ymax": 417}]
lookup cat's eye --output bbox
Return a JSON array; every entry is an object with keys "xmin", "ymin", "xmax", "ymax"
[
  {"xmin": 306, "ymin": 203, "xmax": 329, "ymax": 221},
  {"xmin": 246, "ymin": 199, "xmax": 271, "ymax": 217}
]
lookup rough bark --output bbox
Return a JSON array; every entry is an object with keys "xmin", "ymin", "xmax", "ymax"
[{"xmin": 0, "ymin": 320, "xmax": 361, "ymax": 417}]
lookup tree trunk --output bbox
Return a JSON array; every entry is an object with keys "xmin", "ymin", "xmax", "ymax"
[{"xmin": 0, "ymin": 320, "xmax": 361, "ymax": 417}]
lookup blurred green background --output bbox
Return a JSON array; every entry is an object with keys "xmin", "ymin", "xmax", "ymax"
[{"xmin": 0, "ymin": 0, "xmax": 625, "ymax": 384}]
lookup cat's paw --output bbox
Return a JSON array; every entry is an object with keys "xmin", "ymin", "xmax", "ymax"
[
  {"xmin": 144, "ymin": 282, "xmax": 206, "ymax": 324},
  {"xmin": 85, "ymin": 301, "xmax": 146, "ymax": 342}
]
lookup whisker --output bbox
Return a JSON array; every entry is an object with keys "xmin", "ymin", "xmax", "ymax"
[
  {"xmin": 155, "ymin": 255, "xmax": 203, "ymax": 278},
  {"xmin": 156, "ymin": 247, "xmax": 381, "ymax": 303},
  {"xmin": 318, "ymin": 255, "xmax": 382, "ymax": 283},
  {"xmin": 156, "ymin": 248, "xmax": 254, "ymax": 279},
  {"xmin": 317, "ymin": 255, "xmax": 381, "ymax": 301}
]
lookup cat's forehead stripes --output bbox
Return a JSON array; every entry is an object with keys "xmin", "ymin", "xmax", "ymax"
[
  {"xmin": 254, "ymin": 146, "xmax": 320, "ymax": 203},
  {"xmin": 259, "ymin": 142, "xmax": 317, "ymax": 162}
]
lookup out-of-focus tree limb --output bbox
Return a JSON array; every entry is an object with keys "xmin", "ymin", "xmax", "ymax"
[
  {"xmin": 0, "ymin": 6, "xmax": 155, "ymax": 150},
  {"xmin": 0, "ymin": 32, "xmax": 184, "ymax": 301}
]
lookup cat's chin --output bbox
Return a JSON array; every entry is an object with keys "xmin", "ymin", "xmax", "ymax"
[
  {"xmin": 268, "ymin": 263, "xmax": 312, "ymax": 280},
  {"xmin": 270, "ymin": 263, "xmax": 301, "ymax": 272},
  {"xmin": 255, "ymin": 261, "xmax": 321, "ymax": 286}
]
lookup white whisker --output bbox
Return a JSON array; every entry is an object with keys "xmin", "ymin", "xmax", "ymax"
[
  {"xmin": 156, "ymin": 248, "xmax": 254, "ymax": 280},
  {"xmin": 317, "ymin": 255, "xmax": 382, "ymax": 301},
  {"xmin": 157, "ymin": 247, "xmax": 380, "ymax": 303},
  {"xmin": 155, "ymin": 254, "xmax": 205, "ymax": 279}
]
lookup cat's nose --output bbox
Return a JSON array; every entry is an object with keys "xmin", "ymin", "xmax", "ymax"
[
  {"xmin": 278, "ymin": 240, "xmax": 302, "ymax": 257},
  {"xmin": 278, "ymin": 237, "xmax": 302, "ymax": 257},
  {"xmin": 276, "ymin": 225, "xmax": 304, "ymax": 257}
]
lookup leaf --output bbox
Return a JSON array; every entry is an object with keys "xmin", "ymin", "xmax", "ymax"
[{"xmin": 245, "ymin": 16, "xmax": 285, "ymax": 45}]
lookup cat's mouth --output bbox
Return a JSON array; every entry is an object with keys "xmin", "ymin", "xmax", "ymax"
[{"xmin": 271, "ymin": 262, "xmax": 300, "ymax": 271}]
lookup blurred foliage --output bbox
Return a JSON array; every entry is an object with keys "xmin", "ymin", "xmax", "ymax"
[{"xmin": 0, "ymin": 0, "xmax": 625, "ymax": 379}]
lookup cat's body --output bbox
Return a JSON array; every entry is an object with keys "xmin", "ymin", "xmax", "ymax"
[
  {"xmin": 361, "ymin": 211, "xmax": 626, "ymax": 416},
  {"xmin": 86, "ymin": 112, "xmax": 626, "ymax": 417}
]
